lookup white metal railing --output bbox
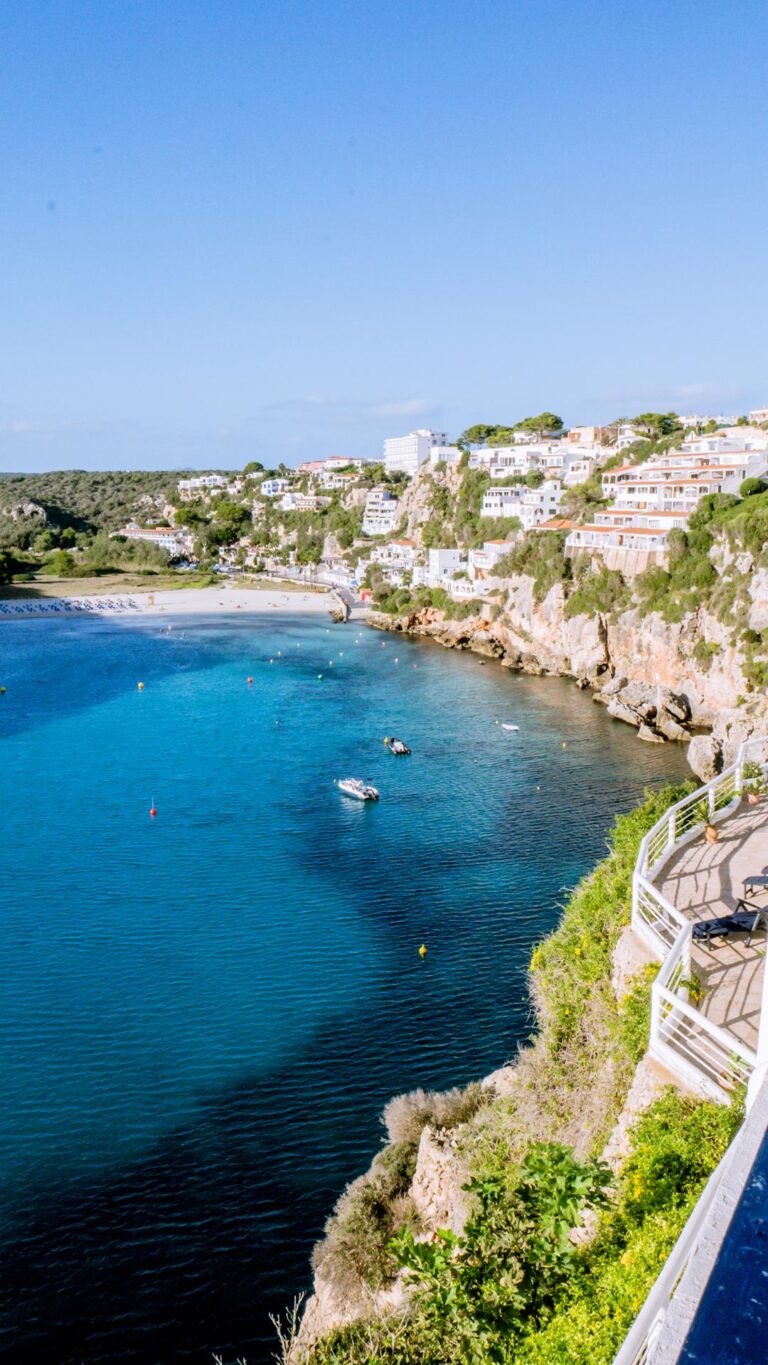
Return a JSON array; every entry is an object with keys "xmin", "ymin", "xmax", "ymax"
[
  {"xmin": 632, "ymin": 735, "xmax": 768, "ymax": 1099},
  {"xmin": 651, "ymin": 924, "xmax": 756, "ymax": 1099},
  {"xmin": 612, "ymin": 1146, "xmax": 732, "ymax": 1365},
  {"xmin": 615, "ymin": 735, "xmax": 768, "ymax": 1362}
]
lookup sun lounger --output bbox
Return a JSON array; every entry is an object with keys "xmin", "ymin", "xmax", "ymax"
[
  {"xmin": 693, "ymin": 899, "xmax": 768, "ymax": 949},
  {"xmin": 743, "ymin": 874, "xmax": 768, "ymax": 895}
]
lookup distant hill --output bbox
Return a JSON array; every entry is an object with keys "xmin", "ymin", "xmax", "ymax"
[{"xmin": 0, "ymin": 469, "xmax": 192, "ymax": 536}]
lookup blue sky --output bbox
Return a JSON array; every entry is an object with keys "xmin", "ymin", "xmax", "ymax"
[{"xmin": 2, "ymin": 0, "xmax": 767, "ymax": 471}]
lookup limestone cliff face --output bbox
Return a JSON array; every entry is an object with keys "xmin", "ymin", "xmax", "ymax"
[
  {"xmin": 292, "ymin": 1126, "xmax": 471, "ymax": 1357},
  {"xmin": 393, "ymin": 463, "xmax": 463, "ymax": 541},
  {"xmin": 368, "ymin": 569, "xmax": 768, "ymax": 779}
]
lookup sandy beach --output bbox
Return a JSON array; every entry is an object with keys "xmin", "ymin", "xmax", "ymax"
[{"xmin": 0, "ymin": 583, "xmax": 342, "ymax": 621}]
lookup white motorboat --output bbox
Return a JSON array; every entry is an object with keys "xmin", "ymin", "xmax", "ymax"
[
  {"xmin": 501, "ymin": 723, "xmax": 520, "ymax": 732},
  {"xmin": 385, "ymin": 736, "xmax": 411, "ymax": 755},
  {"xmin": 337, "ymin": 777, "xmax": 380, "ymax": 802}
]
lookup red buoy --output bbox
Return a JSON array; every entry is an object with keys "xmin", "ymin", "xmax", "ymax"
[
  {"xmin": 150, "ymin": 806, "xmax": 157, "ymax": 818},
  {"xmin": 247, "ymin": 676, "xmax": 254, "ymax": 685}
]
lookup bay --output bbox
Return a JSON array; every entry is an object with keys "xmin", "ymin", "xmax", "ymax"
[{"xmin": 0, "ymin": 613, "xmax": 688, "ymax": 1364}]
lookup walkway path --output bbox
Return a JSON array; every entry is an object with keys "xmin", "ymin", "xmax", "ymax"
[{"xmin": 658, "ymin": 802, "xmax": 768, "ymax": 1052}]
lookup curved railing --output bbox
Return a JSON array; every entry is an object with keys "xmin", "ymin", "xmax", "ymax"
[
  {"xmin": 614, "ymin": 735, "xmax": 768, "ymax": 1363},
  {"xmin": 631, "ymin": 735, "xmax": 768, "ymax": 1103}
]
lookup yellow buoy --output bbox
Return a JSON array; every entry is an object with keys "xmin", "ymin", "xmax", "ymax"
[
  {"xmin": 137, "ymin": 682, "xmax": 144, "ymax": 690},
  {"xmin": 418, "ymin": 943, "xmax": 427, "ymax": 958}
]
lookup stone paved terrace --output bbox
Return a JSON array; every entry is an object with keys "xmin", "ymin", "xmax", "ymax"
[{"xmin": 658, "ymin": 802, "xmax": 768, "ymax": 1054}]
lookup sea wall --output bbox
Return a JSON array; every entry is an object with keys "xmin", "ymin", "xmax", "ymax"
[{"xmin": 367, "ymin": 574, "xmax": 768, "ymax": 780}]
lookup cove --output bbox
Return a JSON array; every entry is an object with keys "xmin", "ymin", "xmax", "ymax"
[{"xmin": 0, "ymin": 613, "xmax": 688, "ymax": 1364}]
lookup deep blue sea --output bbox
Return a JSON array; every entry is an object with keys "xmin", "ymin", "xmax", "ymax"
[{"xmin": 0, "ymin": 611, "xmax": 688, "ymax": 1364}]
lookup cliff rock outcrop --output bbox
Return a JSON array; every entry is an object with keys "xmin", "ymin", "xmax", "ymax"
[{"xmin": 367, "ymin": 568, "xmax": 768, "ymax": 779}]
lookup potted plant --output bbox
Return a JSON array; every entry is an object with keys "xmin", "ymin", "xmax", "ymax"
[
  {"xmin": 742, "ymin": 761, "xmax": 766, "ymax": 806},
  {"xmin": 681, "ymin": 973, "xmax": 705, "ymax": 1005},
  {"xmin": 694, "ymin": 798, "xmax": 719, "ymax": 843}
]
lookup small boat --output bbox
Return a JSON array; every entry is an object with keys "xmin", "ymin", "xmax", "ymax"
[
  {"xmin": 337, "ymin": 777, "xmax": 380, "ymax": 802},
  {"xmin": 385, "ymin": 736, "xmax": 411, "ymax": 755},
  {"xmin": 501, "ymin": 723, "xmax": 520, "ymax": 732}
]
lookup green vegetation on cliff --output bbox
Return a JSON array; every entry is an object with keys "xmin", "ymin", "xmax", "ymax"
[
  {"xmin": 0, "ymin": 469, "xmax": 184, "ymax": 546},
  {"xmin": 286, "ymin": 780, "xmax": 742, "ymax": 1365}
]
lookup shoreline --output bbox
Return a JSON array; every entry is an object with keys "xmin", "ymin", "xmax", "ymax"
[{"xmin": 0, "ymin": 583, "xmax": 340, "ymax": 621}]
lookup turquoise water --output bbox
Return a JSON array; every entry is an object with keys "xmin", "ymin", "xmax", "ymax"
[{"xmin": 0, "ymin": 613, "xmax": 688, "ymax": 1363}]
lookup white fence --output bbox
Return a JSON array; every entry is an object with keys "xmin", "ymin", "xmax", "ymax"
[
  {"xmin": 612, "ymin": 1147, "xmax": 731, "ymax": 1365},
  {"xmin": 614, "ymin": 735, "xmax": 768, "ymax": 1363},
  {"xmin": 631, "ymin": 736, "xmax": 768, "ymax": 1101}
]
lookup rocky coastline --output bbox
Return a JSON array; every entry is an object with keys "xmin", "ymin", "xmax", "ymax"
[{"xmin": 366, "ymin": 573, "xmax": 768, "ymax": 781}]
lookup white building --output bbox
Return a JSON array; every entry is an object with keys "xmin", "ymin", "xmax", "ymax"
[
  {"xmin": 324, "ymin": 456, "xmax": 369, "ymax": 471},
  {"xmin": 480, "ymin": 486, "xmax": 523, "ymax": 519},
  {"xmin": 362, "ymin": 486, "xmax": 400, "ymax": 536},
  {"xmin": 615, "ymin": 424, "xmax": 644, "ymax": 451},
  {"xmin": 471, "ymin": 442, "xmax": 552, "ymax": 473},
  {"xmin": 427, "ymin": 547, "xmax": 464, "ymax": 583},
  {"xmin": 564, "ymin": 523, "xmax": 672, "ymax": 576},
  {"xmin": 516, "ymin": 480, "xmax": 564, "ymax": 532},
  {"xmin": 278, "ymin": 491, "xmax": 330, "ymax": 512},
  {"xmin": 261, "ymin": 477, "xmax": 291, "ymax": 497},
  {"xmin": 749, "ymin": 407, "xmax": 768, "ymax": 426},
  {"xmin": 317, "ymin": 470, "xmax": 358, "ymax": 491},
  {"xmin": 567, "ymin": 425, "xmax": 604, "ymax": 447},
  {"xmin": 114, "ymin": 524, "xmax": 193, "ymax": 556},
  {"xmin": 562, "ymin": 455, "xmax": 597, "ymax": 486},
  {"xmin": 565, "ymin": 441, "xmax": 768, "ymax": 575},
  {"xmin": 371, "ymin": 539, "xmax": 420, "ymax": 572},
  {"xmin": 177, "ymin": 473, "xmax": 228, "ymax": 500},
  {"xmin": 468, "ymin": 540, "xmax": 513, "ymax": 579},
  {"xmin": 429, "ymin": 443, "xmax": 462, "ymax": 467},
  {"xmin": 679, "ymin": 413, "xmax": 739, "ymax": 429},
  {"xmin": 383, "ymin": 429, "xmax": 448, "ymax": 476},
  {"xmin": 681, "ymin": 429, "xmax": 768, "ymax": 455}
]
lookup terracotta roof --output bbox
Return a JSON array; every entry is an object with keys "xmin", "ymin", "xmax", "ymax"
[
  {"xmin": 573, "ymin": 525, "xmax": 669, "ymax": 537},
  {"xmin": 534, "ymin": 518, "xmax": 576, "ymax": 530},
  {"xmin": 598, "ymin": 508, "xmax": 686, "ymax": 518}
]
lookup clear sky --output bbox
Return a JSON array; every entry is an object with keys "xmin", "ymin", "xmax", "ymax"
[{"xmin": 2, "ymin": 0, "xmax": 767, "ymax": 472}]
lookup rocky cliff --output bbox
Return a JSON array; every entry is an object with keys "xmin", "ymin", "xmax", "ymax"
[{"xmin": 367, "ymin": 571, "xmax": 768, "ymax": 780}]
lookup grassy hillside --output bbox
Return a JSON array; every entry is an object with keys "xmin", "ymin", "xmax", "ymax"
[{"xmin": 0, "ymin": 469, "xmax": 196, "ymax": 542}]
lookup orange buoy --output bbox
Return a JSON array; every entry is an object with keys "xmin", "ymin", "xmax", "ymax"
[{"xmin": 247, "ymin": 676, "xmax": 254, "ymax": 685}]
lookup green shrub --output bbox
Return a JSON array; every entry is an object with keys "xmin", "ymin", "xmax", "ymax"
[
  {"xmin": 692, "ymin": 638, "xmax": 721, "ymax": 671},
  {"xmin": 313, "ymin": 1140, "xmax": 421, "ymax": 1295},
  {"xmin": 495, "ymin": 532, "xmax": 571, "ymax": 601},
  {"xmin": 383, "ymin": 1085, "xmax": 489, "ymax": 1147},
  {"xmin": 615, "ymin": 964, "xmax": 658, "ymax": 1065},
  {"xmin": 739, "ymin": 476, "xmax": 767, "ymax": 498},
  {"xmin": 565, "ymin": 568, "xmax": 629, "ymax": 619},
  {"xmin": 306, "ymin": 1091, "xmax": 740, "ymax": 1365},
  {"xmin": 530, "ymin": 781, "xmax": 695, "ymax": 1052}
]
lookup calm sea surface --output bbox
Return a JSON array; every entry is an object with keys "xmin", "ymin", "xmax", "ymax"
[{"xmin": 0, "ymin": 612, "xmax": 688, "ymax": 1364}]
